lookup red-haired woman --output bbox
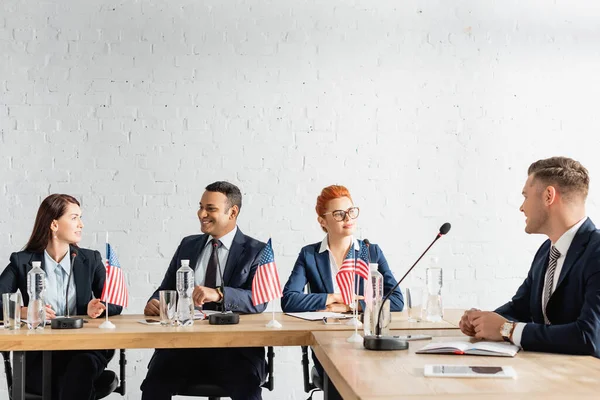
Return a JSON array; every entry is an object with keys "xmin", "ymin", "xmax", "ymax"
[
  {"xmin": 0, "ymin": 194, "xmax": 122, "ymax": 399},
  {"xmin": 281, "ymin": 185, "xmax": 404, "ymax": 313}
]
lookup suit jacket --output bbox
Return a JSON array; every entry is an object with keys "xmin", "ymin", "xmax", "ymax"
[
  {"xmin": 495, "ymin": 218, "xmax": 600, "ymax": 357},
  {"xmin": 150, "ymin": 228, "xmax": 267, "ymax": 314},
  {"xmin": 281, "ymin": 240, "xmax": 404, "ymax": 313},
  {"xmin": 0, "ymin": 245, "xmax": 122, "ymax": 318}
]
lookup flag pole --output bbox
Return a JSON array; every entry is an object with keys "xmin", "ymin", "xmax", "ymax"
[
  {"xmin": 347, "ymin": 240, "xmax": 362, "ymax": 343},
  {"xmin": 265, "ymin": 237, "xmax": 282, "ymax": 329},
  {"xmin": 99, "ymin": 231, "xmax": 116, "ymax": 329}
]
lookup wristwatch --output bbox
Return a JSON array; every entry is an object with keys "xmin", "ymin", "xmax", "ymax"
[
  {"xmin": 216, "ymin": 287, "xmax": 224, "ymax": 304},
  {"xmin": 500, "ymin": 321, "xmax": 517, "ymax": 343}
]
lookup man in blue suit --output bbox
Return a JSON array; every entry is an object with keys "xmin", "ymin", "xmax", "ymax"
[
  {"xmin": 460, "ymin": 157, "xmax": 600, "ymax": 357},
  {"xmin": 141, "ymin": 181, "xmax": 267, "ymax": 400}
]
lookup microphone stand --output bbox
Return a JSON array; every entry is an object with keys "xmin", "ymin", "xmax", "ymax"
[
  {"xmin": 209, "ymin": 242, "xmax": 240, "ymax": 325},
  {"xmin": 51, "ymin": 251, "xmax": 84, "ymax": 329},
  {"xmin": 364, "ymin": 223, "xmax": 451, "ymax": 351},
  {"xmin": 100, "ymin": 234, "xmax": 116, "ymax": 329}
]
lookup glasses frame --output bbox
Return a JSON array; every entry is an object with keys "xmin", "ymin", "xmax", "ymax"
[{"xmin": 322, "ymin": 206, "xmax": 360, "ymax": 222}]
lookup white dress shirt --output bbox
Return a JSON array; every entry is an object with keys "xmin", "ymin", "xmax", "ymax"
[
  {"xmin": 318, "ymin": 235, "xmax": 361, "ymax": 294},
  {"xmin": 194, "ymin": 226, "xmax": 238, "ymax": 286},
  {"xmin": 44, "ymin": 250, "xmax": 76, "ymax": 316},
  {"xmin": 512, "ymin": 216, "xmax": 588, "ymax": 346}
]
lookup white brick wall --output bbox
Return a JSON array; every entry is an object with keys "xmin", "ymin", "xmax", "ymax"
[{"xmin": 2, "ymin": 0, "xmax": 600, "ymax": 398}]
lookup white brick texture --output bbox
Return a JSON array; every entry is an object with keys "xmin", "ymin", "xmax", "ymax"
[{"xmin": 2, "ymin": 1, "xmax": 600, "ymax": 399}]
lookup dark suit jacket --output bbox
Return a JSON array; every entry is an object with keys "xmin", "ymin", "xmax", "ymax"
[
  {"xmin": 0, "ymin": 245, "xmax": 122, "ymax": 318},
  {"xmin": 495, "ymin": 218, "xmax": 600, "ymax": 357},
  {"xmin": 149, "ymin": 228, "xmax": 268, "ymax": 314},
  {"xmin": 281, "ymin": 240, "xmax": 404, "ymax": 312}
]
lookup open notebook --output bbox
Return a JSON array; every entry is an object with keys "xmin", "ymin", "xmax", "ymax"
[{"xmin": 416, "ymin": 341, "xmax": 520, "ymax": 357}]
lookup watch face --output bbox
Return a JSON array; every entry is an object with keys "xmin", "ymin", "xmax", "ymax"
[{"xmin": 501, "ymin": 323, "xmax": 512, "ymax": 337}]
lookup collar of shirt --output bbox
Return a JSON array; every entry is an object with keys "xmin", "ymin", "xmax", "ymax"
[
  {"xmin": 205, "ymin": 226, "xmax": 238, "ymax": 251},
  {"xmin": 552, "ymin": 216, "xmax": 588, "ymax": 256},
  {"xmin": 319, "ymin": 235, "xmax": 360, "ymax": 254},
  {"xmin": 44, "ymin": 250, "xmax": 72, "ymax": 275}
]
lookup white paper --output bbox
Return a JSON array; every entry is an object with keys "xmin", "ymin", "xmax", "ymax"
[{"xmin": 285, "ymin": 312, "xmax": 353, "ymax": 321}]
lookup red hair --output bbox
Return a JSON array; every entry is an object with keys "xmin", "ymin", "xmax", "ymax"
[{"xmin": 316, "ymin": 185, "xmax": 353, "ymax": 226}]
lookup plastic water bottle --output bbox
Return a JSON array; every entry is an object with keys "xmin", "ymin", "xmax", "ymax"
[
  {"xmin": 423, "ymin": 257, "xmax": 443, "ymax": 322},
  {"xmin": 176, "ymin": 259, "xmax": 194, "ymax": 326},
  {"xmin": 363, "ymin": 263, "xmax": 384, "ymax": 336},
  {"xmin": 27, "ymin": 261, "xmax": 46, "ymax": 330}
]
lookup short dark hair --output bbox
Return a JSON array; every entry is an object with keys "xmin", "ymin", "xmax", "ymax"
[
  {"xmin": 205, "ymin": 181, "xmax": 242, "ymax": 212},
  {"xmin": 528, "ymin": 156, "xmax": 589, "ymax": 200}
]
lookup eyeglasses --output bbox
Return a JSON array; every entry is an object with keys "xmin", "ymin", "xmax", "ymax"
[{"xmin": 322, "ymin": 207, "xmax": 360, "ymax": 222}]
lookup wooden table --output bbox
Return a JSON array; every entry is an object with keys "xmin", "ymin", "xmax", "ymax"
[
  {"xmin": 0, "ymin": 311, "xmax": 459, "ymax": 399},
  {"xmin": 311, "ymin": 330, "xmax": 600, "ymax": 400}
]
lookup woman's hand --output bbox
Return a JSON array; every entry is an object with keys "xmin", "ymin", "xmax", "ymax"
[
  {"xmin": 87, "ymin": 298, "xmax": 106, "ymax": 318},
  {"xmin": 20, "ymin": 304, "xmax": 56, "ymax": 319}
]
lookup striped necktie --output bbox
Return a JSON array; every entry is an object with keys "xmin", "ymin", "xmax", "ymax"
[{"xmin": 542, "ymin": 245, "xmax": 561, "ymax": 324}]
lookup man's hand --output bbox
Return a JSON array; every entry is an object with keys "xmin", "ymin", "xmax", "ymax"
[
  {"xmin": 459, "ymin": 308, "xmax": 480, "ymax": 336},
  {"xmin": 470, "ymin": 311, "xmax": 508, "ymax": 341},
  {"xmin": 319, "ymin": 303, "xmax": 351, "ymax": 313},
  {"xmin": 192, "ymin": 285, "xmax": 220, "ymax": 306},
  {"xmin": 87, "ymin": 298, "xmax": 106, "ymax": 319},
  {"xmin": 326, "ymin": 293, "xmax": 344, "ymax": 305},
  {"xmin": 144, "ymin": 299, "xmax": 160, "ymax": 316}
]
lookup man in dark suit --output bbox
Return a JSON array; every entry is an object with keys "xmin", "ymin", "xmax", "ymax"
[
  {"xmin": 141, "ymin": 181, "xmax": 267, "ymax": 400},
  {"xmin": 460, "ymin": 157, "xmax": 600, "ymax": 357}
]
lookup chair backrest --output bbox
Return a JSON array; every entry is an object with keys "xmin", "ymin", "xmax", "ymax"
[{"xmin": 1, "ymin": 350, "xmax": 126, "ymax": 400}]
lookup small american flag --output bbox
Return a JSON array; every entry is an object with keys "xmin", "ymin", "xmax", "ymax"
[
  {"xmin": 252, "ymin": 239, "xmax": 283, "ymax": 306},
  {"xmin": 335, "ymin": 242, "xmax": 370, "ymax": 305},
  {"xmin": 101, "ymin": 243, "xmax": 129, "ymax": 308}
]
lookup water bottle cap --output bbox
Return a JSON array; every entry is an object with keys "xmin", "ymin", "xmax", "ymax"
[
  {"xmin": 32, "ymin": 261, "xmax": 41, "ymax": 268},
  {"xmin": 430, "ymin": 256, "xmax": 439, "ymax": 265},
  {"xmin": 369, "ymin": 263, "xmax": 379, "ymax": 271},
  {"xmin": 181, "ymin": 259, "xmax": 190, "ymax": 267}
]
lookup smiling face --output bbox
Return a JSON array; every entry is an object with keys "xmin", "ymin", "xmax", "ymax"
[
  {"xmin": 520, "ymin": 174, "xmax": 550, "ymax": 235},
  {"xmin": 317, "ymin": 196, "xmax": 357, "ymax": 238},
  {"xmin": 51, "ymin": 202, "xmax": 84, "ymax": 245},
  {"xmin": 197, "ymin": 190, "xmax": 238, "ymax": 239}
]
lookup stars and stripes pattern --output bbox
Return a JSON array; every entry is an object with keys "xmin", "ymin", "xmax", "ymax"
[
  {"xmin": 252, "ymin": 239, "xmax": 283, "ymax": 306},
  {"xmin": 335, "ymin": 242, "xmax": 370, "ymax": 305},
  {"xmin": 101, "ymin": 243, "xmax": 129, "ymax": 308}
]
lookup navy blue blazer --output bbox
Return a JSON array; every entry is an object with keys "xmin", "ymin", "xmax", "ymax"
[
  {"xmin": 0, "ymin": 245, "xmax": 123, "ymax": 318},
  {"xmin": 150, "ymin": 228, "xmax": 267, "ymax": 314},
  {"xmin": 281, "ymin": 240, "xmax": 404, "ymax": 312},
  {"xmin": 495, "ymin": 218, "xmax": 600, "ymax": 357}
]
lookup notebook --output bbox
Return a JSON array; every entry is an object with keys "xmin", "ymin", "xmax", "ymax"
[{"xmin": 416, "ymin": 341, "xmax": 520, "ymax": 357}]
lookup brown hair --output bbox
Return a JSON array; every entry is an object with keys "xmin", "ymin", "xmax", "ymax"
[
  {"xmin": 528, "ymin": 157, "xmax": 589, "ymax": 200},
  {"xmin": 316, "ymin": 185, "xmax": 353, "ymax": 233},
  {"xmin": 24, "ymin": 194, "xmax": 81, "ymax": 253}
]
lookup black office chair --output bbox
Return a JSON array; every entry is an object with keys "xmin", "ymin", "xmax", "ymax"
[
  {"xmin": 301, "ymin": 346, "xmax": 322, "ymax": 400},
  {"xmin": 1, "ymin": 349, "xmax": 127, "ymax": 400},
  {"xmin": 174, "ymin": 346, "xmax": 275, "ymax": 400}
]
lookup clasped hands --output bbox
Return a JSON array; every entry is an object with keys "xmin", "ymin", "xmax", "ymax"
[
  {"xmin": 318, "ymin": 293, "xmax": 363, "ymax": 313},
  {"xmin": 144, "ymin": 285, "xmax": 220, "ymax": 316},
  {"xmin": 459, "ymin": 308, "xmax": 508, "ymax": 341}
]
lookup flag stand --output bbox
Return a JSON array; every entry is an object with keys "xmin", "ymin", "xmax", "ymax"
[
  {"xmin": 266, "ymin": 308, "xmax": 282, "ymax": 329},
  {"xmin": 346, "ymin": 273, "xmax": 362, "ymax": 342},
  {"xmin": 99, "ymin": 304, "xmax": 115, "ymax": 329},
  {"xmin": 99, "ymin": 232, "xmax": 116, "ymax": 329}
]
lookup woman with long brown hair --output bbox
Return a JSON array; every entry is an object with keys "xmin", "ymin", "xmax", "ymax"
[{"xmin": 0, "ymin": 194, "xmax": 122, "ymax": 399}]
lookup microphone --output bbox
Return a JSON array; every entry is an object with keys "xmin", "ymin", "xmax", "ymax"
[
  {"xmin": 208, "ymin": 241, "xmax": 240, "ymax": 325},
  {"xmin": 364, "ymin": 222, "xmax": 451, "ymax": 351},
  {"xmin": 51, "ymin": 249, "xmax": 84, "ymax": 329}
]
